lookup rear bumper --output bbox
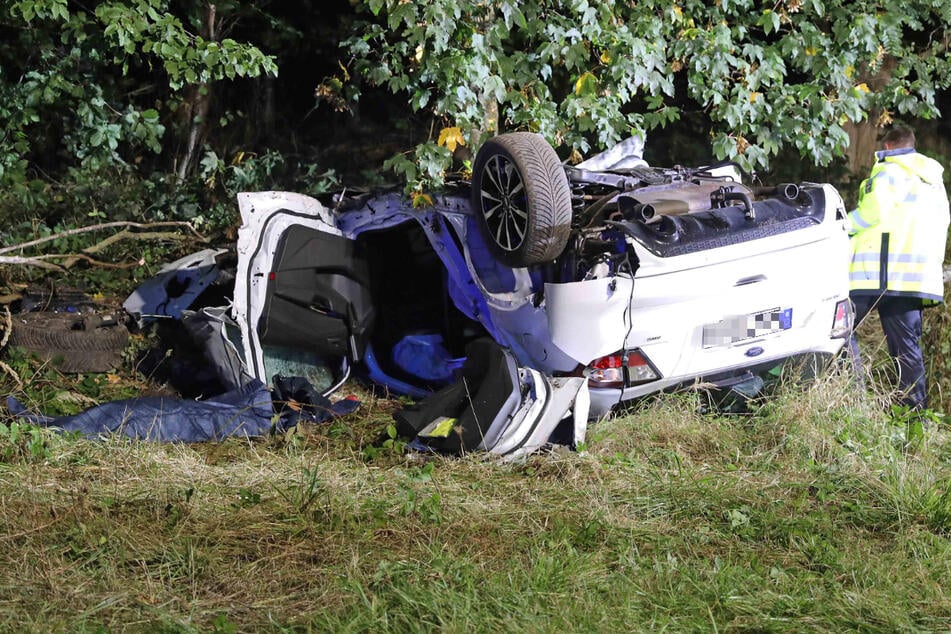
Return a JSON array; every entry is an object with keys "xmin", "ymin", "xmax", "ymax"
[{"xmin": 587, "ymin": 346, "xmax": 843, "ymax": 419}]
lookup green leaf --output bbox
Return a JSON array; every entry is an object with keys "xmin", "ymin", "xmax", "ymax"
[
  {"xmin": 574, "ymin": 71, "xmax": 599, "ymax": 97},
  {"xmin": 388, "ymin": 2, "xmax": 416, "ymax": 29},
  {"xmin": 757, "ymin": 9, "xmax": 781, "ymax": 35}
]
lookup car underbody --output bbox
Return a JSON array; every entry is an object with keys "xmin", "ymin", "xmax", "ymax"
[
  {"xmin": 117, "ymin": 133, "xmax": 853, "ymax": 455},
  {"xmin": 229, "ymin": 134, "xmax": 852, "ymax": 421}
]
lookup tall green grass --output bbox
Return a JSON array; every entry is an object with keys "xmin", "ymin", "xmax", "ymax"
[{"xmin": 0, "ymin": 365, "xmax": 949, "ymax": 632}]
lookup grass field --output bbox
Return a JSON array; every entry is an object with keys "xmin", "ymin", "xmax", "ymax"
[{"xmin": 1, "ymin": 362, "xmax": 950, "ymax": 632}]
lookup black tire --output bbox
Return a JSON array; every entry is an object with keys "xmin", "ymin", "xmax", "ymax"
[
  {"xmin": 9, "ymin": 312, "xmax": 129, "ymax": 373},
  {"xmin": 470, "ymin": 132, "xmax": 573, "ymax": 267}
]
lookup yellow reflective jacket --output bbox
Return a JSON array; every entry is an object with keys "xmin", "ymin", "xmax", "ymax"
[{"xmin": 848, "ymin": 148, "xmax": 950, "ymax": 303}]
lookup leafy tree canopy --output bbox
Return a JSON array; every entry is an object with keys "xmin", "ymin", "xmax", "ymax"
[
  {"xmin": 340, "ymin": 0, "xmax": 950, "ymax": 190},
  {"xmin": 0, "ymin": 0, "xmax": 276, "ymax": 192}
]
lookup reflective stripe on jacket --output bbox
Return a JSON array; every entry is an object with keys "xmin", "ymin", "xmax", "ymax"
[{"xmin": 848, "ymin": 148, "xmax": 950, "ymax": 303}]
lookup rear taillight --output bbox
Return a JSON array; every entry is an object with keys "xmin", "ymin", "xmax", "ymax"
[
  {"xmin": 830, "ymin": 299, "xmax": 852, "ymax": 339},
  {"xmin": 587, "ymin": 349, "xmax": 660, "ymax": 388},
  {"xmin": 588, "ymin": 354, "xmax": 624, "ymax": 387}
]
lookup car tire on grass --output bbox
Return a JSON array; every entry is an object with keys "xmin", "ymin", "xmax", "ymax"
[
  {"xmin": 471, "ymin": 132, "xmax": 573, "ymax": 267},
  {"xmin": 9, "ymin": 312, "xmax": 129, "ymax": 373}
]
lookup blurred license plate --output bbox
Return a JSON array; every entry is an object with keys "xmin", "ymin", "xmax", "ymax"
[{"xmin": 702, "ymin": 307, "xmax": 793, "ymax": 348}]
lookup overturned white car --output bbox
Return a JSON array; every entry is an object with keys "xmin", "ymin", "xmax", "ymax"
[{"xmin": 229, "ymin": 133, "xmax": 852, "ymax": 437}]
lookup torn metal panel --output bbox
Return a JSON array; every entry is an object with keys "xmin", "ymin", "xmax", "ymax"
[{"xmin": 123, "ymin": 248, "xmax": 226, "ymax": 326}]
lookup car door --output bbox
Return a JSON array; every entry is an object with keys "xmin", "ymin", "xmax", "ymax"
[{"xmin": 232, "ymin": 192, "xmax": 374, "ymax": 388}]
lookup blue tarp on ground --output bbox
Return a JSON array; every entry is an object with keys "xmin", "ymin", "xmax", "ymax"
[{"xmin": 6, "ymin": 377, "xmax": 360, "ymax": 442}]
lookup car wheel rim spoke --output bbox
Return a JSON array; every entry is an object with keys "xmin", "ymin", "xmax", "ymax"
[
  {"xmin": 509, "ymin": 213, "xmax": 525, "ymax": 241},
  {"xmin": 480, "ymin": 189, "xmax": 502, "ymax": 204},
  {"xmin": 480, "ymin": 154, "xmax": 527, "ymax": 252},
  {"xmin": 484, "ymin": 156, "xmax": 505, "ymax": 194}
]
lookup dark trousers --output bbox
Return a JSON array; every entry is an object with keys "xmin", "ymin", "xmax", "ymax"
[{"xmin": 848, "ymin": 294, "xmax": 926, "ymax": 410}]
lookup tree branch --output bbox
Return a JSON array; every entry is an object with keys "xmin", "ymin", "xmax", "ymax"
[
  {"xmin": 81, "ymin": 229, "xmax": 196, "ymax": 255},
  {"xmin": 0, "ymin": 221, "xmax": 210, "ymax": 272},
  {"xmin": 1, "ymin": 305, "xmax": 10, "ymax": 348},
  {"xmin": 0, "ymin": 307, "xmax": 21, "ymax": 389},
  {"xmin": 0, "ymin": 221, "xmax": 207, "ymax": 256},
  {"xmin": 57, "ymin": 254, "xmax": 149, "ymax": 270},
  {"xmin": 0, "ymin": 360, "xmax": 21, "ymax": 390},
  {"xmin": 0, "ymin": 256, "xmax": 65, "ymax": 272}
]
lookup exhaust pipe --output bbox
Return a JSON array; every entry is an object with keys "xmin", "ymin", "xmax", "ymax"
[
  {"xmin": 619, "ymin": 197, "xmax": 690, "ymax": 223},
  {"xmin": 752, "ymin": 183, "xmax": 800, "ymax": 200}
]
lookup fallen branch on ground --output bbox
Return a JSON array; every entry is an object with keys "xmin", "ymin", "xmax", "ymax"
[
  {"xmin": 0, "ymin": 256, "xmax": 65, "ymax": 272},
  {"xmin": 0, "ymin": 221, "xmax": 208, "ymax": 272},
  {"xmin": 1, "ymin": 306, "xmax": 22, "ymax": 388},
  {"xmin": 80, "ymin": 229, "xmax": 193, "ymax": 255},
  {"xmin": 0, "ymin": 253, "xmax": 165, "ymax": 272},
  {"xmin": 0, "ymin": 221, "xmax": 207, "ymax": 256},
  {"xmin": 0, "ymin": 360, "xmax": 21, "ymax": 390},
  {"xmin": 1, "ymin": 305, "xmax": 10, "ymax": 348}
]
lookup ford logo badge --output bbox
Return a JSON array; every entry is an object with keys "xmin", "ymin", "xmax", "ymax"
[{"xmin": 745, "ymin": 346, "xmax": 764, "ymax": 358}]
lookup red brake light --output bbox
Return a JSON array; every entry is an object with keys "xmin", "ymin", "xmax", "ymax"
[
  {"xmin": 591, "ymin": 355, "xmax": 623, "ymax": 369},
  {"xmin": 587, "ymin": 349, "xmax": 660, "ymax": 388}
]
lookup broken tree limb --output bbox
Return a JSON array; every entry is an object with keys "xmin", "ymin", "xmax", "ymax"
[
  {"xmin": 81, "ymin": 229, "xmax": 193, "ymax": 255},
  {"xmin": 1, "ymin": 305, "xmax": 10, "ymax": 348},
  {"xmin": 0, "ymin": 252, "xmax": 155, "ymax": 271},
  {"xmin": 0, "ymin": 221, "xmax": 207, "ymax": 257},
  {"xmin": 0, "ymin": 306, "xmax": 21, "ymax": 388},
  {"xmin": 0, "ymin": 221, "xmax": 209, "ymax": 272},
  {"xmin": 0, "ymin": 256, "xmax": 66, "ymax": 272},
  {"xmin": 0, "ymin": 360, "xmax": 21, "ymax": 390},
  {"xmin": 57, "ymin": 254, "xmax": 150, "ymax": 270}
]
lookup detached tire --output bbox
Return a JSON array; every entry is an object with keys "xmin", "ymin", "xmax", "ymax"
[
  {"xmin": 471, "ymin": 132, "xmax": 572, "ymax": 267},
  {"xmin": 9, "ymin": 312, "xmax": 129, "ymax": 373}
]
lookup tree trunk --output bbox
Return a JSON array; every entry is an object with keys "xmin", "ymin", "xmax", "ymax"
[
  {"xmin": 843, "ymin": 56, "xmax": 898, "ymax": 178},
  {"xmin": 176, "ymin": 4, "xmax": 218, "ymax": 180},
  {"xmin": 843, "ymin": 118, "xmax": 879, "ymax": 177},
  {"xmin": 247, "ymin": 74, "xmax": 276, "ymax": 148}
]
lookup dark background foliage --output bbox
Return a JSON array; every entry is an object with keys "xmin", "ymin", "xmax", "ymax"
[{"xmin": 1, "ymin": 0, "xmax": 948, "ymax": 233}]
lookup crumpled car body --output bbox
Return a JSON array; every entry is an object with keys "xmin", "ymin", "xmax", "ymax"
[
  {"xmin": 231, "ymin": 134, "xmax": 853, "ymax": 420},
  {"xmin": 123, "ymin": 248, "xmax": 228, "ymax": 326}
]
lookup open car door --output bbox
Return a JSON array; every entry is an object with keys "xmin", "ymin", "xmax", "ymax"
[{"xmin": 233, "ymin": 192, "xmax": 374, "ymax": 392}]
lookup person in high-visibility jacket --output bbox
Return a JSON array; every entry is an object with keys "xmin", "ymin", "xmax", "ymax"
[{"xmin": 848, "ymin": 125, "xmax": 950, "ymax": 410}]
